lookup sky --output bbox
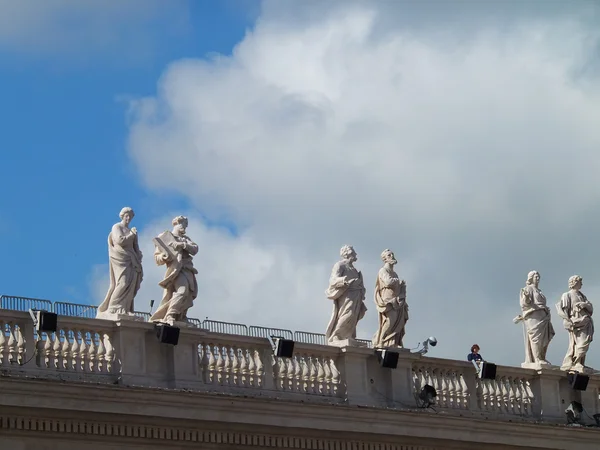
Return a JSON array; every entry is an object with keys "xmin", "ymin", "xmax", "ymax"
[{"xmin": 1, "ymin": 0, "xmax": 600, "ymax": 369}]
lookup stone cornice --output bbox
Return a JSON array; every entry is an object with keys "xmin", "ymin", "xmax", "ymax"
[{"xmin": 1, "ymin": 376, "xmax": 599, "ymax": 449}]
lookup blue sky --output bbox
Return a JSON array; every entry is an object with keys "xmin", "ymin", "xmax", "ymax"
[
  {"xmin": 1, "ymin": 0, "xmax": 599, "ymax": 366},
  {"xmin": 0, "ymin": 1, "xmax": 257, "ymax": 304}
]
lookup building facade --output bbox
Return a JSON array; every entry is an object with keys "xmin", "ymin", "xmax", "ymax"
[{"xmin": 1, "ymin": 305, "xmax": 599, "ymax": 449}]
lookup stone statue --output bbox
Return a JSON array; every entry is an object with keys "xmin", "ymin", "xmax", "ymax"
[
  {"xmin": 513, "ymin": 271, "xmax": 555, "ymax": 368},
  {"xmin": 325, "ymin": 245, "xmax": 367, "ymax": 346},
  {"xmin": 97, "ymin": 207, "xmax": 143, "ymax": 320},
  {"xmin": 372, "ymin": 249, "xmax": 409, "ymax": 348},
  {"xmin": 556, "ymin": 275, "xmax": 594, "ymax": 372},
  {"xmin": 150, "ymin": 216, "xmax": 199, "ymax": 326}
]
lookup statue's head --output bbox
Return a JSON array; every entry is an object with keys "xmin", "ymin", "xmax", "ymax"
[
  {"xmin": 119, "ymin": 207, "xmax": 134, "ymax": 225},
  {"xmin": 172, "ymin": 215, "xmax": 188, "ymax": 236},
  {"xmin": 340, "ymin": 245, "xmax": 357, "ymax": 262},
  {"xmin": 526, "ymin": 270, "xmax": 540, "ymax": 286},
  {"xmin": 381, "ymin": 249, "xmax": 397, "ymax": 265},
  {"xmin": 568, "ymin": 275, "xmax": 583, "ymax": 290}
]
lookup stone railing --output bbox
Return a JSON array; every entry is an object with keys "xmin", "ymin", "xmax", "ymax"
[
  {"xmin": 411, "ymin": 357, "xmax": 538, "ymax": 418},
  {"xmin": 2, "ymin": 308, "xmax": 600, "ymax": 423}
]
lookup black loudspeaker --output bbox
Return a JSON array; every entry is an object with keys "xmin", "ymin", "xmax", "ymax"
[
  {"xmin": 274, "ymin": 339, "xmax": 294, "ymax": 358},
  {"xmin": 568, "ymin": 373, "xmax": 589, "ymax": 391},
  {"xmin": 480, "ymin": 362, "xmax": 497, "ymax": 380},
  {"xmin": 376, "ymin": 349, "xmax": 399, "ymax": 369},
  {"xmin": 155, "ymin": 324, "xmax": 180, "ymax": 345},
  {"xmin": 37, "ymin": 311, "xmax": 58, "ymax": 333}
]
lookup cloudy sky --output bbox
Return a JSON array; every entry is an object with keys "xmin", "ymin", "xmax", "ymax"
[{"xmin": 2, "ymin": 0, "xmax": 600, "ymax": 368}]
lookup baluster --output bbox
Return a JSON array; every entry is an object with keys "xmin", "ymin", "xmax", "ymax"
[
  {"xmin": 247, "ymin": 347, "xmax": 256, "ymax": 387},
  {"xmin": 226, "ymin": 345, "xmax": 236, "ymax": 386},
  {"xmin": 103, "ymin": 333, "xmax": 114, "ymax": 373},
  {"xmin": 309, "ymin": 356, "xmax": 319, "ymax": 394},
  {"xmin": 280, "ymin": 357, "xmax": 289, "ymax": 390},
  {"xmin": 301, "ymin": 354, "xmax": 310, "ymax": 393},
  {"xmin": 16, "ymin": 326, "xmax": 25, "ymax": 365},
  {"xmin": 501, "ymin": 377, "xmax": 510, "ymax": 413},
  {"xmin": 330, "ymin": 357, "xmax": 340, "ymax": 396},
  {"xmin": 459, "ymin": 373, "xmax": 469, "ymax": 409},
  {"xmin": 52, "ymin": 330, "xmax": 62, "ymax": 369},
  {"xmin": 61, "ymin": 329, "xmax": 71, "ymax": 370},
  {"xmin": 0, "ymin": 321, "xmax": 6, "ymax": 365},
  {"xmin": 239, "ymin": 347, "xmax": 249, "ymax": 388},
  {"xmin": 433, "ymin": 370, "xmax": 443, "ymax": 407},
  {"xmin": 79, "ymin": 331, "xmax": 88, "ymax": 372},
  {"xmin": 442, "ymin": 370, "xmax": 450, "ymax": 408},
  {"xmin": 199, "ymin": 343, "xmax": 210, "ymax": 383},
  {"xmin": 448, "ymin": 372, "xmax": 458, "ymax": 408},
  {"xmin": 412, "ymin": 367, "xmax": 421, "ymax": 394},
  {"xmin": 494, "ymin": 379, "xmax": 503, "ymax": 412},
  {"xmin": 254, "ymin": 349, "xmax": 264, "ymax": 388},
  {"xmin": 7, "ymin": 323, "xmax": 16, "ymax": 364},
  {"xmin": 215, "ymin": 345, "xmax": 225, "ymax": 384},
  {"xmin": 88, "ymin": 332, "xmax": 97, "ymax": 372},
  {"xmin": 207, "ymin": 343, "xmax": 217, "ymax": 384},
  {"xmin": 514, "ymin": 379, "xmax": 524, "ymax": 415},
  {"xmin": 70, "ymin": 330, "xmax": 79, "ymax": 371},
  {"xmin": 316, "ymin": 358, "xmax": 325, "ymax": 395},
  {"xmin": 96, "ymin": 333, "xmax": 106, "ymax": 372},
  {"xmin": 523, "ymin": 380, "xmax": 534, "ymax": 416},
  {"xmin": 291, "ymin": 355, "xmax": 301, "ymax": 393},
  {"xmin": 43, "ymin": 332, "xmax": 53, "ymax": 368},
  {"xmin": 482, "ymin": 379, "xmax": 491, "ymax": 411},
  {"xmin": 321, "ymin": 356, "xmax": 332, "ymax": 395},
  {"xmin": 507, "ymin": 378, "xmax": 517, "ymax": 415},
  {"xmin": 286, "ymin": 356, "xmax": 295, "ymax": 391},
  {"xmin": 272, "ymin": 356, "xmax": 281, "ymax": 390}
]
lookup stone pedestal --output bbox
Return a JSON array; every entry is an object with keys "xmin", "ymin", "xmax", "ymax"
[
  {"xmin": 388, "ymin": 349, "xmax": 419, "ymax": 407},
  {"xmin": 530, "ymin": 368, "xmax": 565, "ymax": 420},
  {"xmin": 521, "ymin": 361, "xmax": 560, "ymax": 370},
  {"xmin": 97, "ymin": 311, "xmax": 143, "ymax": 322},
  {"xmin": 112, "ymin": 320, "xmax": 153, "ymax": 386},
  {"xmin": 338, "ymin": 346, "xmax": 375, "ymax": 406},
  {"xmin": 329, "ymin": 338, "xmax": 368, "ymax": 348}
]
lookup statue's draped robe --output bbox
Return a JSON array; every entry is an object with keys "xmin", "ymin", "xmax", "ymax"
[
  {"xmin": 325, "ymin": 261, "xmax": 367, "ymax": 343},
  {"xmin": 520, "ymin": 285, "xmax": 554, "ymax": 363},
  {"xmin": 151, "ymin": 232, "xmax": 199, "ymax": 324},
  {"xmin": 97, "ymin": 223, "xmax": 143, "ymax": 316},
  {"xmin": 556, "ymin": 289, "xmax": 594, "ymax": 370},
  {"xmin": 372, "ymin": 266, "xmax": 409, "ymax": 348}
]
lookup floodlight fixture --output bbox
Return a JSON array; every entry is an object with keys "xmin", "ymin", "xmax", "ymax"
[
  {"xmin": 568, "ymin": 372, "xmax": 589, "ymax": 391},
  {"xmin": 419, "ymin": 384, "xmax": 437, "ymax": 408},
  {"xmin": 375, "ymin": 349, "xmax": 399, "ymax": 369},
  {"xmin": 155, "ymin": 323, "xmax": 180, "ymax": 345},
  {"xmin": 565, "ymin": 401, "xmax": 583, "ymax": 425},
  {"xmin": 28, "ymin": 308, "xmax": 57, "ymax": 334},
  {"xmin": 269, "ymin": 335, "xmax": 294, "ymax": 358}
]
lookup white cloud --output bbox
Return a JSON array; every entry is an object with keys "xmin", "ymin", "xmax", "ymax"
[
  {"xmin": 118, "ymin": 1, "xmax": 600, "ymax": 367},
  {"xmin": 0, "ymin": 0, "xmax": 189, "ymax": 59}
]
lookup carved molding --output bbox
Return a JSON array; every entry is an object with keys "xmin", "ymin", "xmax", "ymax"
[{"xmin": 0, "ymin": 414, "xmax": 440, "ymax": 450}]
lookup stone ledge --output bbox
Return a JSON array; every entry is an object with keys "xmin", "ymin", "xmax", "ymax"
[{"xmin": 1, "ymin": 376, "xmax": 599, "ymax": 449}]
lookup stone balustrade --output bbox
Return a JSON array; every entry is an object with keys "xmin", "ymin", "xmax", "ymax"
[{"xmin": 2, "ymin": 308, "xmax": 599, "ymax": 425}]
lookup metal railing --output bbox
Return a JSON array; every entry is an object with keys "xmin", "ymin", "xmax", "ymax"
[
  {"xmin": 294, "ymin": 331, "xmax": 327, "ymax": 346},
  {"xmin": 0, "ymin": 295, "xmax": 53, "ymax": 312},
  {"xmin": 202, "ymin": 319, "xmax": 248, "ymax": 335},
  {"xmin": 357, "ymin": 338, "xmax": 373, "ymax": 348},
  {"xmin": 134, "ymin": 311, "xmax": 151, "ymax": 321},
  {"xmin": 187, "ymin": 318, "xmax": 203, "ymax": 328},
  {"xmin": 0, "ymin": 295, "xmax": 372, "ymax": 347},
  {"xmin": 249, "ymin": 325, "xmax": 293, "ymax": 340},
  {"xmin": 54, "ymin": 302, "xmax": 98, "ymax": 319}
]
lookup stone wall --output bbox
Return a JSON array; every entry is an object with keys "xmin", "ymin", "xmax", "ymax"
[{"xmin": 1, "ymin": 309, "xmax": 600, "ymax": 449}]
